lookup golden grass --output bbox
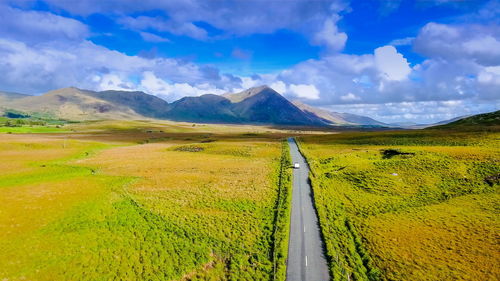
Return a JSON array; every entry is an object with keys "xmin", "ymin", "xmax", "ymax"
[
  {"xmin": 0, "ymin": 121, "xmax": 290, "ymax": 280},
  {"xmin": 361, "ymin": 193, "xmax": 499, "ymax": 281},
  {"xmin": 299, "ymin": 129, "xmax": 500, "ymax": 280}
]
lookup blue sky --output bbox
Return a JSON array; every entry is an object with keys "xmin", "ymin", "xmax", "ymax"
[{"xmin": 0, "ymin": 0, "xmax": 499, "ymax": 123}]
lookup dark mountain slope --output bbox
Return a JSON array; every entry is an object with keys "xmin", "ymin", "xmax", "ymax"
[
  {"xmin": 165, "ymin": 94, "xmax": 239, "ymax": 123},
  {"xmin": 229, "ymin": 86, "xmax": 324, "ymax": 125},
  {"xmin": 89, "ymin": 90, "xmax": 171, "ymax": 118}
]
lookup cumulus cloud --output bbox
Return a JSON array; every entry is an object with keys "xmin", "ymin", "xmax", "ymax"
[
  {"xmin": 289, "ymin": 84, "xmax": 320, "ymax": 100},
  {"xmin": 0, "ymin": 4, "xmax": 89, "ymax": 44},
  {"xmin": 0, "ymin": 37, "xmax": 240, "ymax": 97},
  {"xmin": 276, "ymin": 47, "xmax": 413, "ymax": 105},
  {"xmin": 478, "ymin": 66, "xmax": 500, "ymax": 85},
  {"xmin": 1, "ymin": 0, "xmax": 498, "ymax": 123},
  {"xmin": 31, "ymin": 0, "xmax": 344, "ymax": 35},
  {"xmin": 140, "ymin": 72, "xmax": 225, "ymax": 101},
  {"xmin": 414, "ymin": 22, "xmax": 500, "ymax": 66},
  {"xmin": 269, "ymin": 81, "xmax": 287, "ymax": 94},
  {"xmin": 312, "ymin": 15, "xmax": 348, "ymax": 52},
  {"xmin": 325, "ymin": 99, "xmax": 500, "ymax": 124},
  {"xmin": 275, "ymin": 26, "xmax": 499, "ymax": 113},
  {"xmin": 7, "ymin": 0, "xmax": 350, "ymax": 50},
  {"xmin": 374, "ymin": 45, "xmax": 411, "ymax": 81},
  {"xmin": 96, "ymin": 74, "xmax": 137, "ymax": 91}
]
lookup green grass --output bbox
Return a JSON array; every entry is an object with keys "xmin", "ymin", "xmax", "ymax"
[
  {"xmin": 0, "ymin": 110, "xmax": 73, "ymax": 133},
  {"xmin": 298, "ymin": 128, "xmax": 500, "ymax": 281},
  {"xmin": 0, "ymin": 124, "xmax": 294, "ymax": 280},
  {"xmin": 271, "ymin": 141, "xmax": 293, "ymax": 280},
  {"xmin": 0, "ymin": 126, "xmax": 71, "ymax": 133}
]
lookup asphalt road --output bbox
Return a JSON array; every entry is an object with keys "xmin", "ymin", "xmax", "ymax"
[{"xmin": 286, "ymin": 138, "xmax": 330, "ymax": 281}]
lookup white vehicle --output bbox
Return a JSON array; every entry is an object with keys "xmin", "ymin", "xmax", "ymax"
[{"xmin": 293, "ymin": 162, "xmax": 300, "ymax": 169}]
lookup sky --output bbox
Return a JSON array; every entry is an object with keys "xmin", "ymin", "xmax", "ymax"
[{"xmin": 0, "ymin": 0, "xmax": 499, "ymax": 124}]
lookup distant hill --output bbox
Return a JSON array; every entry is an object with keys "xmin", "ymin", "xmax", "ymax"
[
  {"xmin": 0, "ymin": 91, "xmax": 31, "ymax": 104},
  {"xmin": 292, "ymin": 100, "xmax": 388, "ymax": 126},
  {"xmin": 432, "ymin": 110, "xmax": 500, "ymax": 129},
  {"xmin": 0, "ymin": 85, "xmax": 390, "ymax": 126},
  {"xmin": 383, "ymin": 115, "xmax": 472, "ymax": 129},
  {"xmin": 430, "ymin": 115, "xmax": 472, "ymax": 126},
  {"xmin": 89, "ymin": 90, "xmax": 171, "ymax": 119},
  {"xmin": 330, "ymin": 112, "xmax": 388, "ymax": 126},
  {"xmin": 2, "ymin": 88, "xmax": 143, "ymax": 120}
]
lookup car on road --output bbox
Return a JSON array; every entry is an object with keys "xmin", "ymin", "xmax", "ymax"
[{"xmin": 293, "ymin": 162, "xmax": 300, "ymax": 169}]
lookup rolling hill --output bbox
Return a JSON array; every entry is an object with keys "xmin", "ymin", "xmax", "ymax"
[
  {"xmin": 431, "ymin": 110, "xmax": 500, "ymax": 129},
  {"xmin": 291, "ymin": 100, "xmax": 389, "ymax": 126},
  {"xmin": 2, "ymin": 88, "xmax": 144, "ymax": 120},
  {"xmin": 0, "ymin": 91, "xmax": 31, "ymax": 103},
  {"xmin": 0, "ymin": 85, "xmax": 388, "ymax": 126}
]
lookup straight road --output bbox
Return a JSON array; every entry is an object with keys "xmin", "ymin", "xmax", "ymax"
[{"xmin": 286, "ymin": 138, "xmax": 329, "ymax": 281}]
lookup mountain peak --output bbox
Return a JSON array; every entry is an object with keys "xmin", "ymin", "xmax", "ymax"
[
  {"xmin": 223, "ymin": 85, "xmax": 278, "ymax": 103},
  {"xmin": 2, "ymin": 86, "xmax": 388, "ymax": 127},
  {"xmin": 44, "ymin": 87, "xmax": 92, "ymax": 97}
]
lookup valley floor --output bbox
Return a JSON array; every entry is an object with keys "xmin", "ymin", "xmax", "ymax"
[
  {"xmin": 0, "ymin": 120, "xmax": 293, "ymax": 280},
  {"xmin": 0, "ymin": 119, "xmax": 498, "ymax": 280},
  {"xmin": 298, "ymin": 129, "xmax": 500, "ymax": 280}
]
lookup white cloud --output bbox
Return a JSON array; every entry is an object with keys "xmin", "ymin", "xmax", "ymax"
[
  {"xmin": 389, "ymin": 37, "xmax": 415, "ymax": 46},
  {"xmin": 312, "ymin": 15, "xmax": 348, "ymax": 52},
  {"xmin": 414, "ymin": 22, "xmax": 500, "ymax": 65},
  {"xmin": 270, "ymin": 81, "xmax": 287, "ymax": 94},
  {"xmin": 462, "ymin": 35, "xmax": 500, "ymax": 60},
  {"xmin": 97, "ymin": 74, "xmax": 137, "ymax": 91},
  {"xmin": 478, "ymin": 66, "xmax": 500, "ymax": 85},
  {"xmin": 374, "ymin": 45, "xmax": 411, "ymax": 81},
  {"xmin": 340, "ymin": 92, "xmax": 361, "ymax": 101},
  {"xmin": 289, "ymin": 84, "xmax": 320, "ymax": 100},
  {"xmin": 0, "ymin": 1, "xmax": 498, "ymax": 124},
  {"xmin": 8, "ymin": 0, "xmax": 351, "ymax": 51},
  {"xmin": 0, "ymin": 37, "xmax": 240, "ymax": 95},
  {"xmin": 33, "ymin": 0, "xmax": 346, "ymax": 37},
  {"xmin": 239, "ymin": 77, "xmax": 260, "ymax": 90},
  {"xmin": 140, "ymin": 71, "xmax": 225, "ymax": 101},
  {"xmin": 0, "ymin": 4, "xmax": 89, "ymax": 44},
  {"xmin": 326, "ymin": 99, "xmax": 499, "ymax": 123}
]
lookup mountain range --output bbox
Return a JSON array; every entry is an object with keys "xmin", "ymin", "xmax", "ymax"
[
  {"xmin": 0, "ymin": 86, "xmax": 391, "ymax": 126},
  {"xmin": 0, "ymin": 86, "xmax": 483, "ymax": 127}
]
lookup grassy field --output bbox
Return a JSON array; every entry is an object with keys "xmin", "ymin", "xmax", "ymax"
[
  {"xmin": 3, "ymin": 116, "xmax": 498, "ymax": 280},
  {"xmin": 0, "ymin": 120, "xmax": 295, "ymax": 280},
  {"xmin": 0, "ymin": 112, "xmax": 73, "ymax": 132},
  {"xmin": 298, "ymin": 129, "xmax": 500, "ymax": 280}
]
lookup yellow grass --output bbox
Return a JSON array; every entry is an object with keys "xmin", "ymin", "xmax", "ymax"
[
  {"xmin": 298, "ymin": 129, "xmax": 500, "ymax": 280},
  {"xmin": 0, "ymin": 121, "xmax": 292, "ymax": 280}
]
